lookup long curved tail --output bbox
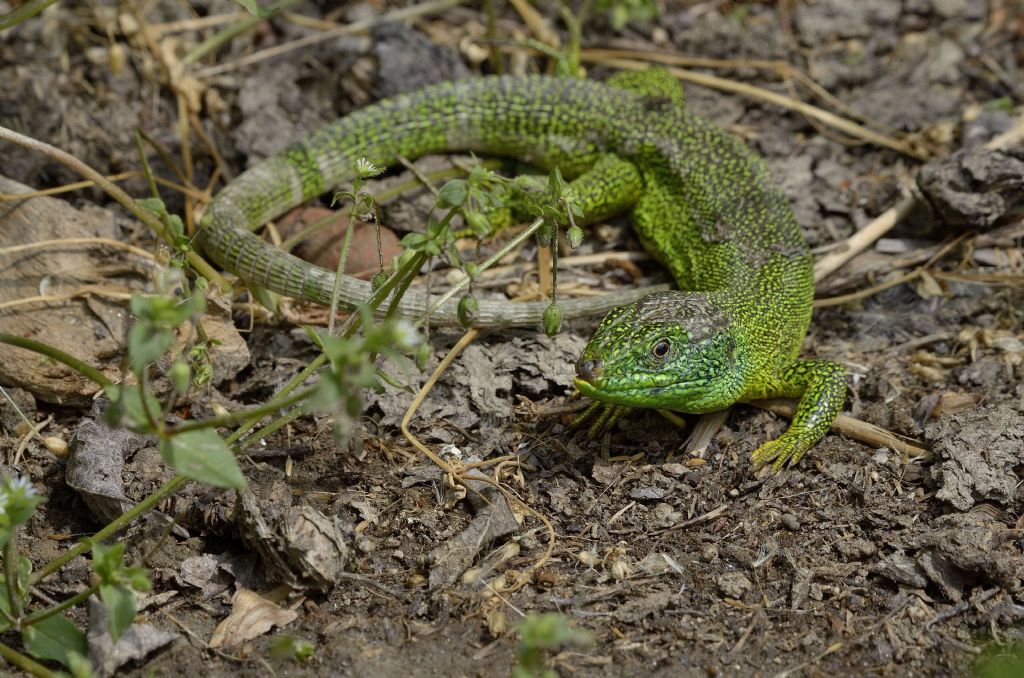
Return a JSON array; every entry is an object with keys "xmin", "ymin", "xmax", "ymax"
[{"xmin": 194, "ymin": 76, "xmax": 665, "ymax": 325}]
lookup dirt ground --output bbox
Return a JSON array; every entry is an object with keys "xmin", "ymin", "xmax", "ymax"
[{"xmin": 1, "ymin": 1, "xmax": 1024, "ymax": 676}]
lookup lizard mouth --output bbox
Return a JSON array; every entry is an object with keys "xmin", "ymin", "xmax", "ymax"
[{"xmin": 574, "ymin": 376, "xmax": 683, "ymax": 400}]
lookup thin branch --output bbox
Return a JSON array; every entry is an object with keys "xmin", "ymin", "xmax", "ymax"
[
  {"xmin": 0, "ymin": 124, "xmax": 224, "ymax": 289},
  {"xmin": 0, "ymin": 332, "xmax": 113, "ymax": 389}
]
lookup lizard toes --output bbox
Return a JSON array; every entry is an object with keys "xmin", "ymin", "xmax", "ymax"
[{"xmin": 751, "ymin": 434, "xmax": 809, "ymax": 473}]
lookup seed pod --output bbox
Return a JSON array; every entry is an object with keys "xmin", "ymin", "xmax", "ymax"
[
  {"xmin": 415, "ymin": 343, "xmax": 432, "ymax": 371},
  {"xmin": 169, "ymin": 361, "xmax": 191, "ymax": 395},
  {"xmin": 465, "ymin": 211, "xmax": 490, "ymax": 236},
  {"xmin": 542, "ymin": 302, "xmax": 562, "ymax": 337},
  {"xmin": 567, "ymin": 225, "xmax": 584, "ymax": 249},
  {"xmin": 458, "ymin": 294, "xmax": 479, "ymax": 327},
  {"xmin": 43, "ymin": 437, "xmax": 68, "ymax": 458},
  {"xmin": 371, "ymin": 270, "xmax": 389, "ymax": 291},
  {"xmin": 536, "ymin": 222, "xmax": 554, "ymax": 248}
]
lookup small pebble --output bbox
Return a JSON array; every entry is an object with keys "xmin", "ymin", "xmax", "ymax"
[
  {"xmin": 716, "ymin": 571, "xmax": 753, "ymax": 599},
  {"xmin": 781, "ymin": 513, "xmax": 800, "ymax": 531}
]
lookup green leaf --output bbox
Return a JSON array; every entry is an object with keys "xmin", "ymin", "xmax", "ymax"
[
  {"xmin": 548, "ymin": 167, "xmax": 567, "ymax": 197},
  {"xmin": 131, "ymin": 293, "xmax": 203, "ymax": 326},
  {"xmin": 136, "ymin": 197, "xmax": 166, "ymax": 215},
  {"xmin": 400, "ymin": 232, "xmax": 428, "ymax": 248},
  {"xmin": 22, "ymin": 614, "xmax": 87, "ymax": 668},
  {"xmin": 91, "ymin": 542, "xmax": 125, "ymax": 584},
  {"xmin": 167, "ymin": 213, "xmax": 186, "ymax": 242},
  {"xmin": 103, "ymin": 384, "xmax": 162, "ymax": 434},
  {"xmin": 92, "ymin": 543, "xmax": 151, "ymax": 597},
  {"xmin": 436, "ymin": 179, "xmax": 468, "ymax": 208},
  {"xmin": 232, "ymin": 0, "xmax": 272, "ymax": 16},
  {"xmin": 269, "ymin": 634, "xmax": 316, "ymax": 662},
  {"xmin": 0, "ymin": 555, "xmax": 33, "ymax": 631},
  {"xmin": 100, "ymin": 584, "xmax": 137, "ymax": 642},
  {"xmin": 127, "ymin": 322, "xmax": 173, "ymax": 375},
  {"xmin": 66, "ymin": 650, "xmax": 93, "ymax": 678},
  {"xmin": 160, "ymin": 429, "xmax": 247, "ymax": 488},
  {"xmin": 0, "ymin": 589, "xmax": 12, "ymax": 633}
]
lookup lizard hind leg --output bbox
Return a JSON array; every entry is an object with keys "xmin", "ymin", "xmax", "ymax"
[
  {"xmin": 506, "ymin": 153, "xmax": 644, "ymax": 227},
  {"xmin": 605, "ymin": 68, "xmax": 686, "ymax": 108},
  {"xmin": 750, "ymin": 359, "xmax": 846, "ymax": 472}
]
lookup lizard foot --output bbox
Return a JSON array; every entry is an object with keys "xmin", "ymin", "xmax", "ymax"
[
  {"xmin": 572, "ymin": 402, "xmax": 632, "ymax": 438},
  {"xmin": 750, "ymin": 432, "xmax": 813, "ymax": 473}
]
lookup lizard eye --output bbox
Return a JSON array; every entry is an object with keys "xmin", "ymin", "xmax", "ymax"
[{"xmin": 651, "ymin": 339, "xmax": 671, "ymax": 360}]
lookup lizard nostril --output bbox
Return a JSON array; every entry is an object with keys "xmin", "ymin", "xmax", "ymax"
[{"xmin": 576, "ymin": 358, "xmax": 603, "ymax": 382}]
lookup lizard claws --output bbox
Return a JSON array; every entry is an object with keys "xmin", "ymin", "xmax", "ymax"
[
  {"xmin": 571, "ymin": 402, "xmax": 632, "ymax": 438},
  {"xmin": 750, "ymin": 432, "xmax": 812, "ymax": 473}
]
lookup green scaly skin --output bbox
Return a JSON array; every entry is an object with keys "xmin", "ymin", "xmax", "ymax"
[{"xmin": 195, "ymin": 70, "xmax": 846, "ymax": 470}]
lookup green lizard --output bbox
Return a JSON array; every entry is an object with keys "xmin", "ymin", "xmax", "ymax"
[{"xmin": 195, "ymin": 70, "xmax": 846, "ymax": 470}]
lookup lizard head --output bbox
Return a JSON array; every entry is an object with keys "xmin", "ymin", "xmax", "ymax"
[{"xmin": 574, "ymin": 291, "xmax": 747, "ymax": 413}]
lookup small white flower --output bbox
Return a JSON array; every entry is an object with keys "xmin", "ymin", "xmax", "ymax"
[
  {"xmin": 355, "ymin": 157, "xmax": 382, "ymax": 178},
  {"xmin": 390, "ymin": 320, "xmax": 420, "ymax": 352},
  {"xmin": 11, "ymin": 476, "xmax": 35, "ymax": 496}
]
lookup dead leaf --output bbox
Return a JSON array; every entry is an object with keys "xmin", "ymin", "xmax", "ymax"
[
  {"xmin": 208, "ymin": 589, "xmax": 298, "ymax": 649},
  {"xmin": 87, "ymin": 598, "xmax": 178, "ymax": 678}
]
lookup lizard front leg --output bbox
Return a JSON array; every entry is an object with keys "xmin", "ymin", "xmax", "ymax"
[{"xmin": 748, "ymin": 359, "xmax": 846, "ymax": 471}]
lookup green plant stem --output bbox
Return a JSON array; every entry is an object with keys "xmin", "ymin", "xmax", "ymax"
[
  {"xmin": 328, "ymin": 197, "xmax": 362, "ymax": 336},
  {"xmin": 136, "ymin": 129, "xmax": 189, "ymax": 184},
  {"xmin": 279, "ymin": 209, "xmax": 346, "ymax": 253},
  {"xmin": 226, "ymin": 354, "xmax": 327, "ymax": 446},
  {"xmin": 385, "ymin": 261, "xmax": 425, "ymax": 322},
  {"xmin": 483, "ymin": 0, "xmax": 504, "ymax": 74},
  {"xmin": 167, "ymin": 385, "xmax": 315, "ymax": 436},
  {"xmin": 138, "ymin": 373, "xmax": 163, "ymax": 436},
  {"xmin": 279, "ymin": 173, "xmax": 479, "ymax": 252},
  {"xmin": 134, "ymin": 131, "xmax": 161, "ymax": 202},
  {"xmin": 423, "ymin": 217, "xmax": 544, "ymax": 323},
  {"xmin": 239, "ymin": 407, "xmax": 305, "ymax": 451},
  {"xmin": 0, "ymin": 640, "xmax": 54, "ymax": 678},
  {"xmin": 0, "ymin": 595, "xmax": 15, "ymax": 627},
  {"xmin": 0, "ymin": 0, "xmax": 57, "ymax": 32},
  {"xmin": 30, "ymin": 475, "xmax": 188, "ymax": 586},
  {"xmin": 560, "ymin": 0, "xmax": 592, "ymax": 75},
  {"xmin": 4, "ymin": 536, "xmax": 22, "ymax": 619},
  {"xmin": 0, "ymin": 332, "xmax": 112, "ymax": 388},
  {"xmin": 337, "ymin": 250, "xmax": 428, "ymax": 338},
  {"xmin": 184, "ymin": 0, "xmax": 300, "ymax": 64},
  {"xmin": 195, "ymin": 0, "xmax": 465, "ymax": 78},
  {"xmin": 21, "ymin": 586, "xmax": 98, "ymax": 627},
  {"xmin": 0, "ymin": 124, "xmax": 224, "ymax": 289}
]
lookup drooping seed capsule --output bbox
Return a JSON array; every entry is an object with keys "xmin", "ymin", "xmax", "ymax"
[
  {"xmin": 371, "ymin": 270, "xmax": 389, "ymax": 291},
  {"xmin": 542, "ymin": 302, "xmax": 562, "ymax": 337},
  {"xmin": 567, "ymin": 225, "xmax": 584, "ymax": 249},
  {"xmin": 458, "ymin": 294, "xmax": 479, "ymax": 327}
]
